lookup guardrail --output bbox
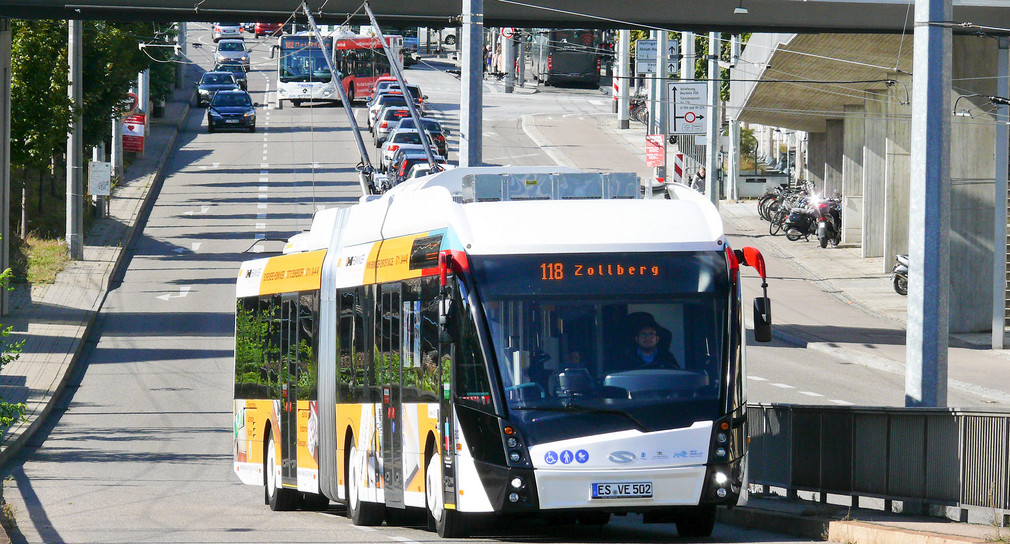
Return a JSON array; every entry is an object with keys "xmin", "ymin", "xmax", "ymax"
[{"xmin": 747, "ymin": 404, "xmax": 1010, "ymax": 524}]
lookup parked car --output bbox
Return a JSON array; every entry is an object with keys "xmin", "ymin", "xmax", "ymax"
[
  {"xmin": 372, "ymin": 107, "xmax": 411, "ymax": 146},
  {"xmin": 215, "ymin": 39, "xmax": 250, "ymax": 71},
  {"xmin": 206, "ymin": 89, "xmax": 257, "ymax": 133},
  {"xmin": 194, "ymin": 71, "xmax": 240, "ymax": 107},
  {"xmin": 380, "ymin": 129, "xmax": 439, "ymax": 171},
  {"xmin": 390, "ymin": 149, "xmax": 447, "ymax": 184},
  {"xmin": 213, "ymin": 62, "xmax": 248, "ymax": 90},
  {"xmin": 393, "ymin": 117, "xmax": 449, "ymax": 157},
  {"xmin": 213, "ymin": 23, "xmax": 243, "ymax": 42},
  {"xmin": 254, "ymin": 22, "xmax": 283, "ymax": 38}
]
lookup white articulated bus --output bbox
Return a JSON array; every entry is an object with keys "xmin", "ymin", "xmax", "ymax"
[{"xmin": 232, "ymin": 168, "xmax": 773, "ymax": 537}]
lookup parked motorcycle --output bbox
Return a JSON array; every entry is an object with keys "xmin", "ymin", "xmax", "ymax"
[
  {"xmin": 892, "ymin": 254, "xmax": 908, "ymax": 295},
  {"xmin": 783, "ymin": 204, "xmax": 817, "ymax": 241},
  {"xmin": 815, "ymin": 196, "xmax": 842, "ymax": 248}
]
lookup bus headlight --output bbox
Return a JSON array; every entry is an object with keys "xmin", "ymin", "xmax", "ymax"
[
  {"xmin": 509, "ymin": 451, "xmax": 522, "ymax": 463},
  {"xmin": 508, "ymin": 492, "xmax": 520, "ymax": 503},
  {"xmin": 511, "ymin": 477, "xmax": 523, "ymax": 489}
]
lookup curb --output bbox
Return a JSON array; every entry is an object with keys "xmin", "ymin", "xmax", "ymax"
[
  {"xmin": 0, "ymin": 92, "xmax": 192, "ymax": 469},
  {"xmin": 718, "ymin": 506, "xmax": 828, "ymax": 539}
]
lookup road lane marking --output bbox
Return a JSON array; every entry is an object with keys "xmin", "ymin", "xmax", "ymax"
[
  {"xmin": 829, "ymin": 399, "xmax": 854, "ymax": 405},
  {"xmin": 799, "ymin": 391, "xmax": 824, "ymax": 397},
  {"xmin": 770, "ymin": 383, "xmax": 795, "ymax": 389},
  {"xmin": 256, "ymin": 223, "xmax": 265, "ymax": 230},
  {"xmin": 748, "ymin": 376, "xmax": 767, "ymax": 381},
  {"xmin": 156, "ymin": 286, "xmax": 191, "ymax": 301},
  {"xmin": 258, "ymin": 203, "xmax": 268, "ymax": 209}
]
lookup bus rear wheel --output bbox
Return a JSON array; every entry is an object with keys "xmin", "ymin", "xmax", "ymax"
[
  {"xmin": 675, "ymin": 505, "xmax": 716, "ymax": 537},
  {"xmin": 426, "ymin": 453, "xmax": 469, "ymax": 537},
  {"xmin": 265, "ymin": 434, "xmax": 298, "ymax": 511},
  {"xmin": 347, "ymin": 445, "xmax": 385, "ymax": 525}
]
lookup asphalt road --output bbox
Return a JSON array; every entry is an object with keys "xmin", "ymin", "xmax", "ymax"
[{"xmin": 0, "ymin": 24, "xmax": 867, "ymax": 544}]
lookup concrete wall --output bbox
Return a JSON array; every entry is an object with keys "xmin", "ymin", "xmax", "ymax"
[
  {"xmin": 883, "ymin": 73, "xmax": 911, "ymax": 275},
  {"xmin": 862, "ymin": 90, "xmax": 887, "ymax": 259},
  {"xmin": 825, "ymin": 119, "xmax": 844, "ymax": 197},
  {"xmin": 948, "ymin": 36, "xmax": 998, "ymax": 333},
  {"xmin": 807, "ymin": 132, "xmax": 825, "ymax": 189},
  {"xmin": 843, "ymin": 105, "xmax": 865, "ymax": 244}
]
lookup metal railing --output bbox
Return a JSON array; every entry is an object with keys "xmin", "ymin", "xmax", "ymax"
[{"xmin": 747, "ymin": 404, "xmax": 1010, "ymax": 523}]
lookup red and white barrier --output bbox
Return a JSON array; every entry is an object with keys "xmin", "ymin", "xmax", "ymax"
[{"xmin": 672, "ymin": 153, "xmax": 685, "ymax": 184}]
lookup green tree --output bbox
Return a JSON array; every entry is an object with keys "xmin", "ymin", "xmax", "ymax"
[{"xmin": 0, "ymin": 265, "xmax": 26, "ymax": 431}]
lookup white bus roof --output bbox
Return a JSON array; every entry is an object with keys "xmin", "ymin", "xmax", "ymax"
[{"xmin": 281, "ymin": 167, "xmax": 726, "ymax": 256}]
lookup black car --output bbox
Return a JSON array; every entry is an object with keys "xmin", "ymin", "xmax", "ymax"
[
  {"xmin": 207, "ymin": 89, "xmax": 257, "ymax": 133},
  {"xmin": 214, "ymin": 62, "xmax": 248, "ymax": 90},
  {"xmin": 389, "ymin": 149, "xmax": 446, "ymax": 184},
  {"xmin": 195, "ymin": 71, "xmax": 239, "ymax": 107}
]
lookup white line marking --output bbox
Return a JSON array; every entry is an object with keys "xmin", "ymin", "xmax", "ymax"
[
  {"xmin": 770, "ymin": 383, "xmax": 795, "ymax": 389},
  {"xmin": 830, "ymin": 399, "xmax": 855, "ymax": 405},
  {"xmin": 255, "ymin": 223, "xmax": 265, "ymax": 230},
  {"xmin": 799, "ymin": 391, "xmax": 824, "ymax": 397},
  {"xmin": 258, "ymin": 203, "xmax": 268, "ymax": 209},
  {"xmin": 260, "ymin": 163, "xmax": 269, "ymax": 168},
  {"xmin": 258, "ymin": 194, "xmax": 267, "ymax": 200},
  {"xmin": 259, "ymin": 177, "xmax": 268, "ymax": 182},
  {"xmin": 351, "ymin": 526, "xmax": 377, "ymax": 532},
  {"xmin": 156, "ymin": 286, "xmax": 191, "ymax": 301},
  {"xmin": 748, "ymin": 376, "xmax": 767, "ymax": 382},
  {"xmin": 191, "ymin": 242, "xmax": 201, "ymax": 252}
]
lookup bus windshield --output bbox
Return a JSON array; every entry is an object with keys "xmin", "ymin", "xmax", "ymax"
[
  {"xmin": 471, "ymin": 252, "xmax": 730, "ymax": 441},
  {"xmin": 280, "ymin": 46, "xmax": 332, "ymax": 83}
]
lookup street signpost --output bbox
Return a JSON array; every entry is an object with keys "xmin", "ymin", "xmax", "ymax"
[
  {"xmin": 501, "ymin": 27, "xmax": 514, "ymax": 39},
  {"xmin": 667, "ymin": 81, "xmax": 707, "ymax": 134},
  {"xmin": 88, "ymin": 160, "xmax": 111, "ymax": 196},
  {"xmin": 635, "ymin": 39, "xmax": 657, "ymax": 74}
]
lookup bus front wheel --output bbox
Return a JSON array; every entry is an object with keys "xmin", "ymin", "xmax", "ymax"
[
  {"xmin": 675, "ymin": 505, "xmax": 716, "ymax": 537},
  {"xmin": 347, "ymin": 445, "xmax": 385, "ymax": 525},
  {"xmin": 426, "ymin": 453, "xmax": 468, "ymax": 537}
]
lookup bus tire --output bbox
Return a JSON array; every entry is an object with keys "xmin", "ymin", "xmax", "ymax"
[
  {"xmin": 675, "ymin": 505, "xmax": 716, "ymax": 537},
  {"xmin": 292, "ymin": 100, "xmax": 302, "ymax": 108},
  {"xmin": 426, "ymin": 453, "xmax": 468, "ymax": 537},
  {"xmin": 265, "ymin": 434, "xmax": 298, "ymax": 511},
  {"xmin": 347, "ymin": 445, "xmax": 385, "ymax": 525}
]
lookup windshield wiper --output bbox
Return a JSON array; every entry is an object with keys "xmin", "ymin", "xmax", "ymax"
[{"xmin": 512, "ymin": 402, "xmax": 649, "ymax": 432}]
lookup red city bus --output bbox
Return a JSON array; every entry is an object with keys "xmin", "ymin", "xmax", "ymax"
[{"xmin": 332, "ymin": 33, "xmax": 404, "ymax": 102}]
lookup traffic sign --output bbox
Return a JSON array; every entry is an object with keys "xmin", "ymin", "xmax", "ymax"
[
  {"xmin": 668, "ymin": 81, "xmax": 707, "ymax": 134},
  {"xmin": 635, "ymin": 39, "xmax": 657, "ymax": 74},
  {"xmin": 501, "ymin": 27, "xmax": 514, "ymax": 39}
]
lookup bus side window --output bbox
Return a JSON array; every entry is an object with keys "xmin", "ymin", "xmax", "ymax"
[
  {"xmin": 418, "ymin": 277, "xmax": 441, "ymax": 402},
  {"xmin": 297, "ymin": 293, "xmax": 318, "ymax": 401},
  {"xmin": 234, "ymin": 297, "xmax": 267, "ymax": 399},
  {"xmin": 338, "ymin": 290, "xmax": 355, "ymax": 402},
  {"xmin": 264, "ymin": 295, "xmax": 283, "ymax": 399}
]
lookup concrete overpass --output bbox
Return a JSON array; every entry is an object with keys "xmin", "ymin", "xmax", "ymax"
[{"xmin": 0, "ymin": 0, "xmax": 1007, "ymax": 33}]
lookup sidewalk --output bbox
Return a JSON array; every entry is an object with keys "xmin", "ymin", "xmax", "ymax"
[{"xmin": 0, "ymin": 70, "xmax": 195, "ymax": 470}]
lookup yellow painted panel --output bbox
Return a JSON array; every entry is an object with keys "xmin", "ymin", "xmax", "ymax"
[
  {"xmin": 241, "ymin": 399, "xmax": 276, "ymax": 466},
  {"xmin": 297, "ymin": 401, "xmax": 319, "ymax": 471},
  {"xmin": 259, "ymin": 250, "xmax": 325, "ymax": 296}
]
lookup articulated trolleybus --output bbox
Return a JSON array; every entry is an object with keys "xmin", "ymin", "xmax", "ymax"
[{"xmin": 232, "ymin": 168, "xmax": 773, "ymax": 537}]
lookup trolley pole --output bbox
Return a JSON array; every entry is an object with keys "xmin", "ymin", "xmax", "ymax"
[{"xmin": 67, "ymin": 19, "xmax": 83, "ymax": 259}]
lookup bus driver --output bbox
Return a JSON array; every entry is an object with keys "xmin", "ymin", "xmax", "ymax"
[{"xmin": 620, "ymin": 322, "xmax": 679, "ymax": 371}]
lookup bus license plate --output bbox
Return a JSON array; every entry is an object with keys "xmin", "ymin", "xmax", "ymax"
[{"xmin": 591, "ymin": 482, "xmax": 652, "ymax": 499}]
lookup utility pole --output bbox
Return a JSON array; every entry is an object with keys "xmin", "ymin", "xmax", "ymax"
[
  {"xmin": 655, "ymin": 31, "xmax": 668, "ymax": 185},
  {"xmin": 906, "ymin": 0, "xmax": 951, "ymax": 407},
  {"xmin": 67, "ymin": 20, "xmax": 83, "ymax": 259},
  {"xmin": 617, "ymin": 29, "xmax": 630, "ymax": 129},
  {"xmin": 504, "ymin": 30, "xmax": 514, "ymax": 93},
  {"xmin": 727, "ymin": 34, "xmax": 740, "ymax": 201},
  {"xmin": 704, "ymin": 32, "xmax": 720, "ymax": 208},
  {"xmin": 0, "ymin": 18, "xmax": 10, "ymax": 315},
  {"xmin": 459, "ymin": 0, "xmax": 483, "ymax": 166}
]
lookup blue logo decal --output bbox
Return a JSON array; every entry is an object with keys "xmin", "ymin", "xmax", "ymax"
[
  {"xmin": 560, "ymin": 450, "xmax": 574, "ymax": 464},
  {"xmin": 575, "ymin": 449, "xmax": 589, "ymax": 463},
  {"xmin": 544, "ymin": 451, "xmax": 559, "ymax": 464}
]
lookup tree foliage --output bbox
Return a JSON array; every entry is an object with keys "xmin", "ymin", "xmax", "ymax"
[{"xmin": 0, "ymin": 266, "xmax": 26, "ymax": 432}]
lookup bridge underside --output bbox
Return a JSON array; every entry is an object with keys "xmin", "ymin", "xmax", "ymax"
[{"xmin": 0, "ymin": 0, "xmax": 1008, "ymax": 34}]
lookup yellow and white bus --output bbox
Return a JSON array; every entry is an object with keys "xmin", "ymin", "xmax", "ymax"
[{"xmin": 232, "ymin": 167, "xmax": 772, "ymax": 537}]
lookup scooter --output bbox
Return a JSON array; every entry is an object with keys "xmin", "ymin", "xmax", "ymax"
[
  {"xmin": 783, "ymin": 202, "xmax": 817, "ymax": 242},
  {"xmin": 815, "ymin": 197, "xmax": 842, "ymax": 248},
  {"xmin": 892, "ymin": 254, "xmax": 908, "ymax": 295}
]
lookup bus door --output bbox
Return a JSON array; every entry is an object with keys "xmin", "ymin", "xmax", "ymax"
[
  {"xmin": 280, "ymin": 294, "xmax": 299, "ymax": 487},
  {"xmin": 379, "ymin": 284, "xmax": 404, "ymax": 507}
]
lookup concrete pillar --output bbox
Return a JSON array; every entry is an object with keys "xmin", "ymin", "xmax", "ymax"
[
  {"xmin": 618, "ymin": 29, "xmax": 630, "ymax": 130},
  {"xmin": 807, "ymin": 132, "xmax": 825, "ymax": 190},
  {"xmin": 795, "ymin": 131, "xmax": 805, "ymax": 187},
  {"xmin": 863, "ymin": 90, "xmax": 888, "ymax": 258},
  {"xmin": 994, "ymin": 38, "xmax": 1009, "ymax": 348},
  {"xmin": 503, "ymin": 31, "xmax": 514, "ymax": 93},
  {"xmin": 655, "ymin": 31, "xmax": 668, "ymax": 184},
  {"xmin": 906, "ymin": 0, "xmax": 951, "ymax": 408},
  {"xmin": 729, "ymin": 118, "xmax": 740, "ymax": 201},
  {"xmin": 824, "ymin": 119, "xmax": 844, "ymax": 197},
  {"xmin": 459, "ymin": 0, "xmax": 483, "ymax": 167},
  {"xmin": 112, "ymin": 116, "xmax": 123, "ymax": 181},
  {"xmin": 0, "ymin": 19, "xmax": 9, "ymax": 316},
  {"xmin": 884, "ymin": 72, "xmax": 912, "ymax": 274},
  {"xmin": 67, "ymin": 20, "xmax": 83, "ymax": 260},
  {"xmin": 949, "ymin": 35, "xmax": 998, "ymax": 334},
  {"xmin": 842, "ymin": 105, "xmax": 865, "ymax": 245}
]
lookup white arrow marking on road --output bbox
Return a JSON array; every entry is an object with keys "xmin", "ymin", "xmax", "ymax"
[
  {"xmin": 192, "ymin": 242, "xmax": 201, "ymax": 252},
  {"xmin": 156, "ymin": 286, "xmax": 191, "ymax": 301}
]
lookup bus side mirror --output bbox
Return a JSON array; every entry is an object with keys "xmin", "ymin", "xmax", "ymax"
[
  {"xmin": 270, "ymin": 44, "xmax": 278, "ymax": 59},
  {"xmin": 753, "ymin": 297, "xmax": 772, "ymax": 343},
  {"xmin": 438, "ymin": 298, "xmax": 454, "ymax": 344}
]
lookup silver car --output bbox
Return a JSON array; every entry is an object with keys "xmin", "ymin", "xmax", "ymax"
[
  {"xmin": 213, "ymin": 23, "xmax": 243, "ymax": 42},
  {"xmin": 215, "ymin": 39, "xmax": 250, "ymax": 71}
]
